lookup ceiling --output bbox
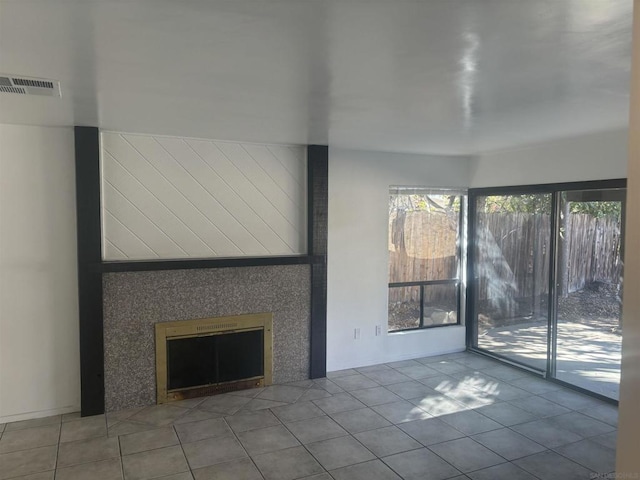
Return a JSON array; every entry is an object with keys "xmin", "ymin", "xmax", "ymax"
[{"xmin": 0, "ymin": 0, "xmax": 632, "ymax": 155}]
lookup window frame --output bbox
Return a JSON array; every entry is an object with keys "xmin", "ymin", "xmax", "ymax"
[{"xmin": 387, "ymin": 187, "xmax": 467, "ymax": 333}]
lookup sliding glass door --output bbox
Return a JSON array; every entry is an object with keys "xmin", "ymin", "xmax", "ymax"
[
  {"xmin": 554, "ymin": 188, "xmax": 625, "ymax": 399},
  {"xmin": 471, "ymin": 193, "xmax": 552, "ymax": 372},
  {"xmin": 469, "ymin": 181, "xmax": 625, "ymax": 400}
]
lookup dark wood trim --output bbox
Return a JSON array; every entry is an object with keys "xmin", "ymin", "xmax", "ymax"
[
  {"xmin": 96, "ymin": 255, "xmax": 323, "ymax": 273},
  {"xmin": 74, "ymin": 126, "xmax": 105, "ymax": 416},
  {"xmin": 308, "ymin": 145, "xmax": 328, "ymax": 378}
]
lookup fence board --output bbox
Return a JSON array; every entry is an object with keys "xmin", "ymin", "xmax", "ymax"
[{"xmin": 388, "ymin": 210, "xmax": 621, "ymax": 307}]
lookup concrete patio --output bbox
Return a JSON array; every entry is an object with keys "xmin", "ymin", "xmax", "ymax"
[{"xmin": 479, "ymin": 320, "xmax": 621, "ymax": 399}]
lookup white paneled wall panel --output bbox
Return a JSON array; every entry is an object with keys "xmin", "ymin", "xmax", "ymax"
[
  {"xmin": 103, "ymin": 210, "xmax": 159, "ymax": 259},
  {"xmin": 160, "ymin": 139, "xmax": 289, "ymax": 254},
  {"xmin": 216, "ymin": 142, "xmax": 302, "ymax": 243},
  {"xmin": 219, "ymin": 142, "xmax": 301, "ymax": 219},
  {"xmin": 104, "ymin": 240, "xmax": 129, "ymax": 260},
  {"xmin": 187, "ymin": 140, "xmax": 301, "ymax": 251},
  {"xmin": 102, "ymin": 132, "xmax": 307, "ymax": 260},
  {"xmin": 102, "ymin": 154, "xmax": 215, "ymax": 257},
  {"xmin": 103, "ymin": 183, "xmax": 187, "ymax": 258},
  {"xmin": 126, "ymin": 135, "xmax": 259, "ymax": 256},
  {"xmin": 103, "ymin": 135, "xmax": 243, "ymax": 257}
]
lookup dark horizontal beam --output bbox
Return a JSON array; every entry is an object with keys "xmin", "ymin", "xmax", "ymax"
[
  {"xmin": 564, "ymin": 189, "xmax": 627, "ymax": 202},
  {"xmin": 95, "ymin": 255, "xmax": 324, "ymax": 273},
  {"xmin": 469, "ymin": 178, "xmax": 627, "ymax": 196},
  {"xmin": 389, "ymin": 279, "xmax": 459, "ymax": 288}
]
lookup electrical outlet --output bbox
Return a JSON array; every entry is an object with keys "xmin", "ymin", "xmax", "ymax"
[
  {"xmin": 375, "ymin": 325, "xmax": 382, "ymax": 336},
  {"xmin": 354, "ymin": 328, "xmax": 361, "ymax": 340}
]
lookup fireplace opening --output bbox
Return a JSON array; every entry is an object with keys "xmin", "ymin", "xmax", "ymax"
[
  {"xmin": 156, "ymin": 313, "xmax": 273, "ymax": 403},
  {"xmin": 167, "ymin": 330, "xmax": 264, "ymax": 389}
]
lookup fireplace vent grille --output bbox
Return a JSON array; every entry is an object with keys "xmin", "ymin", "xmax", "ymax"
[{"xmin": 196, "ymin": 323, "xmax": 238, "ymax": 332}]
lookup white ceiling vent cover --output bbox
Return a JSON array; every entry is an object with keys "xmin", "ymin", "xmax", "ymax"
[{"xmin": 0, "ymin": 74, "xmax": 61, "ymax": 97}]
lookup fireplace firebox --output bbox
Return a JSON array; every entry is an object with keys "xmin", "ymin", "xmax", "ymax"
[{"xmin": 155, "ymin": 313, "xmax": 273, "ymax": 403}]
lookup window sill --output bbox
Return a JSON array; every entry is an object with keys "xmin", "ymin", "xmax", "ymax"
[{"xmin": 388, "ymin": 323, "xmax": 464, "ymax": 335}]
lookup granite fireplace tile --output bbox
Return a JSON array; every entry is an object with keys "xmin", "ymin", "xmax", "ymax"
[{"xmin": 103, "ymin": 265, "xmax": 311, "ymax": 412}]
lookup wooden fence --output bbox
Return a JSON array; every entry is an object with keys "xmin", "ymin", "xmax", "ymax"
[
  {"xmin": 563, "ymin": 214, "xmax": 623, "ymax": 293},
  {"xmin": 388, "ymin": 209, "xmax": 458, "ymax": 304},
  {"xmin": 475, "ymin": 212, "xmax": 551, "ymax": 306},
  {"xmin": 388, "ymin": 210, "xmax": 622, "ymax": 309}
]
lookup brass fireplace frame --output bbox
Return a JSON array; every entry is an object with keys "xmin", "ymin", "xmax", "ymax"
[{"xmin": 155, "ymin": 313, "xmax": 273, "ymax": 404}]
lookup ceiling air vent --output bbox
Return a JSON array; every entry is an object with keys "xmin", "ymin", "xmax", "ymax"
[{"xmin": 0, "ymin": 74, "xmax": 61, "ymax": 97}]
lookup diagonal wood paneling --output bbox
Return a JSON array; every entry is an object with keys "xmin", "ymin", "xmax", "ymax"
[{"xmin": 101, "ymin": 132, "xmax": 307, "ymax": 260}]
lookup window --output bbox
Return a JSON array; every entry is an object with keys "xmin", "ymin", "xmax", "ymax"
[{"xmin": 388, "ymin": 187, "xmax": 466, "ymax": 332}]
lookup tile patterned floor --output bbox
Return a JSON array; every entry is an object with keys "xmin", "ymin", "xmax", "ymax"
[{"xmin": 0, "ymin": 352, "xmax": 618, "ymax": 479}]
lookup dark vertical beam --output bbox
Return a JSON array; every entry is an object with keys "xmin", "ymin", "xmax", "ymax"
[
  {"xmin": 75, "ymin": 127, "xmax": 105, "ymax": 416},
  {"xmin": 307, "ymin": 145, "xmax": 328, "ymax": 378}
]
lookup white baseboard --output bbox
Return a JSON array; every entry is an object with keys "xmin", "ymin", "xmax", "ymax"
[
  {"xmin": 0, "ymin": 405, "xmax": 80, "ymax": 424},
  {"xmin": 327, "ymin": 347, "xmax": 467, "ymax": 373}
]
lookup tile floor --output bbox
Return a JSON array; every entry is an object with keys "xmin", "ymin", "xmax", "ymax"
[{"xmin": 0, "ymin": 352, "xmax": 618, "ymax": 480}]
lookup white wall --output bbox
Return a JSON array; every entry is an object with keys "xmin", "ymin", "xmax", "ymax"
[
  {"xmin": 0, "ymin": 124, "xmax": 80, "ymax": 422},
  {"xmin": 101, "ymin": 132, "xmax": 307, "ymax": 260},
  {"xmin": 326, "ymin": 147, "xmax": 471, "ymax": 371},
  {"xmin": 470, "ymin": 129, "xmax": 628, "ymax": 187}
]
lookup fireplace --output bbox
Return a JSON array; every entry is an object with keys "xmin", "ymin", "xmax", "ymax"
[
  {"xmin": 103, "ymin": 265, "xmax": 310, "ymax": 412},
  {"xmin": 155, "ymin": 313, "xmax": 273, "ymax": 404}
]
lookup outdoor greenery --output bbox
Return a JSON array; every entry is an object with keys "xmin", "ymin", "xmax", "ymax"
[
  {"xmin": 570, "ymin": 201, "xmax": 622, "ymax": 218},
  {"xmin": 389, "ymin": 194, "xmax": 460, "ymax": 213},
  {"xmin": 480, "ymin": 194, "xmax": 622, "ymax": 219}
]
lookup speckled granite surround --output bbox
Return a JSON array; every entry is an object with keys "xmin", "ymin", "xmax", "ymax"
[{"xmin": 103, "ymin": 265, "xmax": 310, "ymax": 412}]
